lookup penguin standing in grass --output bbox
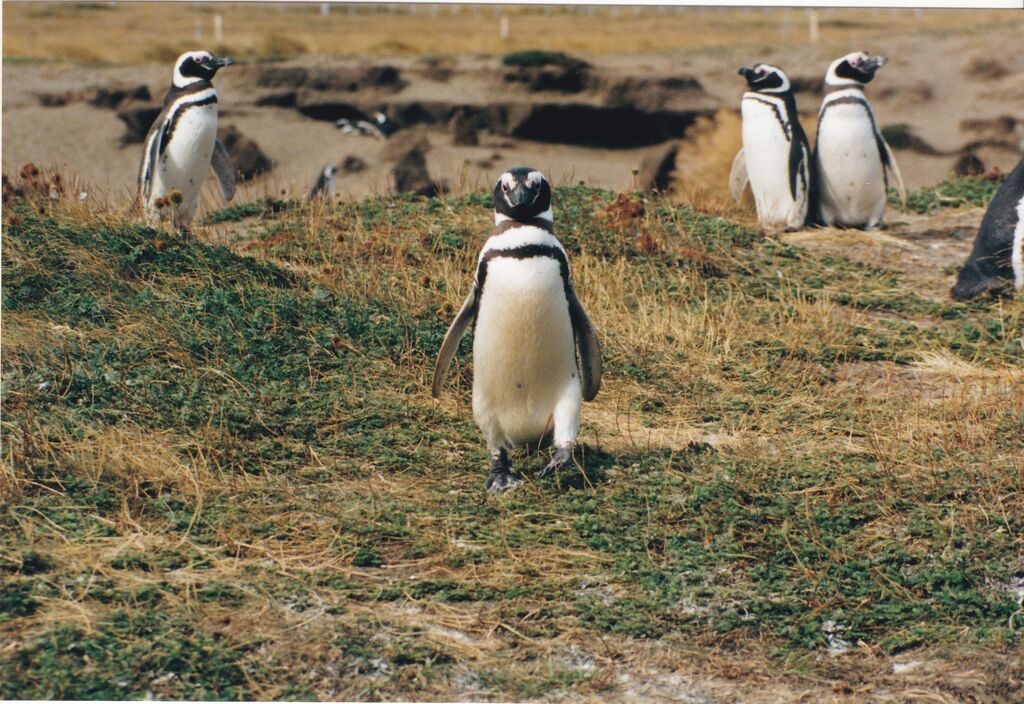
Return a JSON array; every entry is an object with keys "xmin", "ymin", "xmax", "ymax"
[
  {"xmin": 952, "ymin": 156, "xmax": 1024, "ymax": 300},
  {"xmin": 432, "ymin": 168, "xmax": 602, "ymax": 494},
  {"xmin": 729, "ymin": 63, "xmax": 811, "ymax": 232},
  {"xmin": 309, "ymin": 164, "xmax": 337, "ymax": 200},
  {"xmin": 138, "ymin": 51, "xmax": 236, "ymax": 231},
  {"xmin": 813, "ymin": 52, "xmax": 906, "ymax": 229}
]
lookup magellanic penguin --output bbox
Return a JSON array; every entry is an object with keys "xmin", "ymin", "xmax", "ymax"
[
  {"xmin": 729, "ymin": 64, "xmax": 811, "ymax": 233},
  {"xmin": 309, "ymin": 164, "xmax": 337, "ymax": 200},
  {"xmin": 952, "ymin": 156, "xmax": 1024, "ymax": 300},
  {"xmin": 138, "ymin": 51, "xmax": 236, "ymax": 231},
  {"xmin": 336, "ymin": 111, "xmax": 400, "ymax": 139},
  {"xmin": 432, "ymin": 168, "xmax": 602, "ymax": 494},
  {"xmin": 813, "ymin": 52, "xmax": 907, "ymax": 230}
]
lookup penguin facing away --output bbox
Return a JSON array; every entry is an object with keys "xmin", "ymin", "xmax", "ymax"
[
  {"xmin": 729, "ymin": 63, "xmax": 812, "ymax": 233},
  {"xmin": 951, "ymin": 156, "xmax": 1024, "ymax": 300},
  {"xmin": 432, "ymin": 168, "xmax": 602, "ymax": 494},
  {"xmin": 813, "ymin": 51, "xmax": 907, "ymax": 230},
  {"xmin": 138, "ymin": 51, "xmax": 236, "ymax": 231}
]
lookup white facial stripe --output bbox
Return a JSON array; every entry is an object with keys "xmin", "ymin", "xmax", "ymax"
[
  {"xmin": 526, "ymin": 170, "xmax": 545, "ymax": 188},
  {"xmin": 173, "ymin": 51, "xmax": 214, "ymax": 87},
  {"xmin": 500, "ymin": 173, "xmax": 517, "ymax": 189}
]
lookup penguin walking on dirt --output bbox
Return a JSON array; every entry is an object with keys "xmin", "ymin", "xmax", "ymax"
[
  {"xmin": 432, "ymin": 168, "xmax": 602, "ymax": 494},
  {"xmin": 729, "ymin": 63, "xmax": 812, "ymax": 232},
  {"xmin": 138, "ymin": 51, "xmax": 236, "ymax": 231},
  {"xmin": 951, "ymin": 156, "xmax": 1024, "ymax": 300},
  {"xmin": 813, "ymin": 52, "xmax": 906, "ymax": 230}
]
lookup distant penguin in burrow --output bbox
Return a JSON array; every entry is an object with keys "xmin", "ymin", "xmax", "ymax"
[
  {"xmin": 813, "ymin": 51, "xmax": 907, "ymax": 230},
  {"xmin": 309, "ymin": 164, "xmax": 337, "ymax": 200},
  {"xmin": 729, "ymin": 63, "xmax": 812, "ymax": 232},
  {"xmin": 951, "ymin": 156, "xmax": 1024, "ymax": 300},
  {"xmin": 138, "ymin": 51, "xmax": 236, "ymax": 231},
  {"xmin": 432, "ymin": 168, "xmax": 602, "ymax": 494}
]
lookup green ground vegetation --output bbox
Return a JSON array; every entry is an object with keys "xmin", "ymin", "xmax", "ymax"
[{"xmin": 2, "ymin": 180, "xmax": 1021, "ymax": 700}]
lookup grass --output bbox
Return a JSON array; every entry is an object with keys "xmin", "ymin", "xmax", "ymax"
[
  {"xmin": 2, "ymin": 181, "xmax": 1022, "ymax": 700},
  {"xmin": 4, "ymin": 4, "xmax": 1023, "ymax": 65}
]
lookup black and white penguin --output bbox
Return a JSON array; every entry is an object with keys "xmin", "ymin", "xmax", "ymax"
[
  {"xmin": 138, "ymin": 50, "xmax": 236, "ymax": 230},
  {"xmin": 335, "ymin": 111, "xmax": 400, "ymax": 139},
  {"xmin": 309, "ymin": 164, "xmax": 337, "ymax": 200},
  {"xmin": 432, "ymin": 168, "xmax": 602, "ymax": 494},
  {"xmin": 813, "ymin": 51, "xmax": 906, "ymax": 230},
  {"xmin": 951, "ymin": 156, "xmax": 1024, "ymax": 300},
  {"xmin": 729, "ymin": 63, "xmax": 811, "ymax": 232}
]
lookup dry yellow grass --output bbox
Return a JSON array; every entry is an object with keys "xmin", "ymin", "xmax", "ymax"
[
  {"xmin": 2, "ymin": 172, "xmax": 1022, "ymax": 700},
  {"xmin": 3, "ymin": 4, "xmax": 1022, "ymax": 64}
]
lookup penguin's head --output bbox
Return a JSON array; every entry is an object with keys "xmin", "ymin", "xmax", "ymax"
[
  {"xmin": 493, "ymin": 167, "xmax": 552, "ymax": 222},
  {"xmin": 826, "ymin": 52, "xmax": 886, "ymax": 87},
  {"xmin": 173, "ymin": 51, "xmax": 234, "ymax": 87},
  {"xmin": 737, "ymin": 64, "xmax": 791, "ymax": 94}
]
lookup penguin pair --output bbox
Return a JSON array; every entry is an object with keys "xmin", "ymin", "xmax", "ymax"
[
  {"xmin": 433, "ymin": 167, "xmax": 603, "ymax": 494},
  {"xmin": 731, "ymin": 52, "xmax": 906, "ymax": 232},
  {"xmin": 138, "ymin": 51, "xmax": 236, "ymax": 230}
]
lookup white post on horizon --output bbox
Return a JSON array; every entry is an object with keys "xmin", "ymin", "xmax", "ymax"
[
  {"xmin": 808, "ymin": 10, "xmax": 819, "ymax": 43},
  {"xmin": 214, "ymin": 15, "xmax": 223, "ymax": 44},
  {"xmin": 500, "ymin": 15, "xmax": 510, "ymax": 41}
]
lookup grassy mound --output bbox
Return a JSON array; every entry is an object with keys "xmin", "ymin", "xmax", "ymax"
[{"xmin": 2, "ymin": 188, "xmax": 1021, "ymax": 699}]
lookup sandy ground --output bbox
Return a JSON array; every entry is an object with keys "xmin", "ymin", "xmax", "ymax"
[{"xmin": 3, "ymin": 22, "xmax": 1023, "ymax": 206}]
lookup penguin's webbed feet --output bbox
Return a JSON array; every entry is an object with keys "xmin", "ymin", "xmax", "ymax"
[
  {"xmin": 485, "ymin": 448, "xmax": 522, "ymax": 494},
  {"xmin": 485, "ymin": 469, "xmax": 523, "ymax": 494},
  {"xmin": 538, "ymin": 443, "xmax": 573, "ymax": 478}
]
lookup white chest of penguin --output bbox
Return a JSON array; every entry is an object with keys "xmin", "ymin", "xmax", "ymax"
[
  {"xmin": 161, "ymin": 101, "xmax": 218, "ymax": 191},
  {"xmin": 816, "ymin": 101, "xmax": 886, "ymax": 220},
  {"xmin": 741, "ymin": 95, "xmax": 797, "ymax": 219},
  {"xmin": 472, "ymin": 244, "xmax": 578, "ymax": 447}
]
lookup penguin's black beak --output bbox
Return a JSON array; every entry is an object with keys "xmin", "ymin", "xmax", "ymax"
[
  {"xmin": 738, "ymin": 67, "xmax": 754, "ymax": 79},
  {"xmin": 506, "ymin": 182, "xmax": 535, "ymax": 208},
  {"xmin": 204, "ymin": 56, "xmax": 234, "ymax": 72},
  {"xmin": 861, "ymin": 55, "xmax": 886, "ymax": 73}
]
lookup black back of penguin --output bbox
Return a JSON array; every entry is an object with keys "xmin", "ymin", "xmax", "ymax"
[{"xmin": 951, "ymin": 157, "xmax": 1024, "ymax": 300}]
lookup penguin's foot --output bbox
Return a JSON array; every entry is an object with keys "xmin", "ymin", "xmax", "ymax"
[
  {"xmin": 485, "ymin": 448, "xmax": 522, "ymax": 494},
  {"xmin": 485, "ymin": 469, "xmax": 523, "ymax": 494},
  {"xmin": 538, "ymin": 443, "xmax": 573, "ymax": 478}
]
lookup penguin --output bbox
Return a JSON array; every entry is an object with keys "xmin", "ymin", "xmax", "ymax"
[
  {"xmin": 336, "ymin": 111, "xmax": 400, "ymax": 139},
  {"xmin": 951, "ymin": 156, "xmax": 1024, "ymax": 300},
  {"xmin": 309, "ymin": 164, "xmax": 337, "ymax": 200},
  {"xmin": 729, "ymin": 64, "xmax": 811, "ymax": 232},
  {"xmin": 813, "ymin": 52, "xmax": 907, "ymax": 230},
  {"xmin": 432, "ymin": 168, "xmax": 602, "ymax": 494},
  {"xmin": 138, "ymin": 51, "xmax": 236, "ymax": 231}
]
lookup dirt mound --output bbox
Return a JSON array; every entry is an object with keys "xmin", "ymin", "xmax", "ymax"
[
  {"xmin": 115, "ymin": 102, "xmax": 162, "ymax": 144},
  {"xmin": 250, "ymin": 64, "xmax": 406, "ymax": 93},
  {"xmin": 218, "ymin": 125, "xmax": 273, "ymax": 181}
]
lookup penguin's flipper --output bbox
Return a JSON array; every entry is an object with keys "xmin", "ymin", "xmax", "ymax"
[
  {"xmin": 728, "ymin": 148, "xmax": 749, "ymax": 203},
  {"xmin": 211, "ymin": 139, "xmax": 236, "ymax": 201},
  {"xmin": 882, "ymin": 140, "xmax": 907, "ymax": 209},
  {"xmin": 431, "ymin": 289, "xmax": 478, "ymax": 398},
  {"xmin": 566, "ymin": 287, "xmax": 602, "ymax": 402},
  {"xmin": 138, "ymin": 112, "xmax": 168, "ymax": 202}
]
